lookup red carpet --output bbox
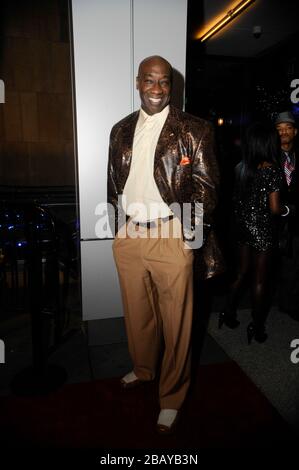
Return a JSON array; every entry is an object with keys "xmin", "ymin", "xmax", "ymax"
[{"xmin": 0, "ymin": 361, "xmax": 295, "ymax": 449}]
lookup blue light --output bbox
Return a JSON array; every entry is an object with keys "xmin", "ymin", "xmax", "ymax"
[
  {"xmin": 291, "ymin": 104, "xmax": 299, "ymax": 117},
  {"xmin": 16, "ymin": 240, "xmax": 27, "ymax": 247}
]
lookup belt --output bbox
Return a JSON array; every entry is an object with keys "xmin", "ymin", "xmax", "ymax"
[{"xmin": 126, "ymin": 214, "xmax": 174, "ymax": 229}]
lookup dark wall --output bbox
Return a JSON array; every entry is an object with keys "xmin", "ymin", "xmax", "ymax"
[
  {"xmin": 0, "ymin": 0, "xmax": 74, "ymax": 187},
  {"xmin": 252, "ymin": 31, "xmax": 299, "ymax": 122},
  {"xmin": 185, "ymin": 0, "xmax": 299, "ymax": 128}
]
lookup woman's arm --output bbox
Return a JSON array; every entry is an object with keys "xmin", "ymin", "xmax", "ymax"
[{"xmin": 269, "ymin": 191, "xmax": 289, "ymax": 216}]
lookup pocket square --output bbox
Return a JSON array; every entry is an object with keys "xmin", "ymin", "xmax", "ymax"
[{"xmin": 180, "ymin": 155, "xmax": 191, "ymax": 166}]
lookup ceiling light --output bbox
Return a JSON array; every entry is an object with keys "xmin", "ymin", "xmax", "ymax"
[{"xmin": 197, "ymin": 0, "xmax": 256, "ymax": 42}]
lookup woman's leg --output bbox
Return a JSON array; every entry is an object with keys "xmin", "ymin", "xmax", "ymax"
[
  {"xmin": 251, "ymin": 249, "xmax": 273, "ymax": 328},
  {"xmin": 246, "ymin": 249, "xmax": 273, "ymax": 343},
  {"xmin": 225, "ymin": 244, "xmax": 251, "ymax": 314},
  {"xmin": 219, "ymin": 244, "xmax": 251, "ymax": 329}
]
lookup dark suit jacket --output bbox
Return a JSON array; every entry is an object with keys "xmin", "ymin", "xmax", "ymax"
[
  {"xmin": 107, "ymin": 105, "xmax": 224, "ymax": 279},
  {"xmin": 280, "ymin": 148, "xmax": 299, "ymax": 235}
]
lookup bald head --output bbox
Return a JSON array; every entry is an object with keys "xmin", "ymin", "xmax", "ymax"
[{"xmin": 137, "ymin": 56, "xmax": 173, "ymax": 81}]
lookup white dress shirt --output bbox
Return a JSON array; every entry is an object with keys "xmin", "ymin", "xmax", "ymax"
[{"xmin": 122, "ymin": 105, "xmax": 172, "ymax": 222}]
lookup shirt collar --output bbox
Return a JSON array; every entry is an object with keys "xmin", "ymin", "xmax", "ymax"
[{"xmin": 138, "ymin": 105, "xmax": 169, "ymax": 126}]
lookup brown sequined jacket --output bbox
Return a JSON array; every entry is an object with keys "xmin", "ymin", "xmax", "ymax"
[{"xmin": 107, "ymin": 105, "xmax": 224, "ymax": 279}]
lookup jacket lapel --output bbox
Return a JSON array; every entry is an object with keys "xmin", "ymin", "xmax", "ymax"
[
  {"xmin": 154, "ymin": 105, "xmax": 178, "ymax": 173},
  {"xmin": 119, "ymin": 111, "xmax": 139, "ymax": 190},
  {"xmin": 122, "ymin": 111, "xmax": 139, "ymax": 156}
]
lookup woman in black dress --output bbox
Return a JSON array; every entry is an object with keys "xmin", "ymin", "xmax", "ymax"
[{"xmin": 219, "ymin": 123, "xmax": 290, "ymax": 343}]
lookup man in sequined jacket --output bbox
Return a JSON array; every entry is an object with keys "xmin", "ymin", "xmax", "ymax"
[{"xmin": 107, "ymin": 55, "xmax": 223, "ymax": 433}]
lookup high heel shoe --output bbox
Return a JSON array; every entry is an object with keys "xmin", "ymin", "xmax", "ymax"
[
  {"xmin": 218, "ymin": 311, "xmax": 240, "ymax": 329},
  {"xmin": 247, "ymin": 323, "xmax": 255, "ymax": 344},
  {"xmin": 247, "ymin": 322, "xmax": 268, "ymax": 344}
]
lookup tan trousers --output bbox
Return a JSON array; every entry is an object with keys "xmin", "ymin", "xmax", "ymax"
[{"xmin": 112, "ymin": 218, "xmax": 193, "ymax": 409}]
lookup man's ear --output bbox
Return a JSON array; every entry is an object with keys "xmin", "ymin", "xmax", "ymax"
[
  {"xmin": 136, "ymin": 77, "xmax": 139, "ymax": 90},
  {"xmin": 294, "ymin": 128, "xmax": 298, "ymax": 136}
]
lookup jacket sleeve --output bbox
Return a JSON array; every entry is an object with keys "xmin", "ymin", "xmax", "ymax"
[
  {"xmin": 107, "ymin": 127, "xmax": 121, "ymax": 236},
  {"xmin": 184, "ymin": 121, "xmax": 219, "ymax": 248}
]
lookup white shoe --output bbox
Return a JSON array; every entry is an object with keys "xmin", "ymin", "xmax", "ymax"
[
  {"xmin": 157, "ymin": 409, "xmax": 179, "ymax": 434},
  {"xmin": 120, "ymin": 371, "xmax": 142, "ymax": 389}
]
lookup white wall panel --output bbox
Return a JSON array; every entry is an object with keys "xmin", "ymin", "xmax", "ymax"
[
  {"xmin": 133, "ymin": 0, "xmax": 188, "ymax": 110},
  {"xmin": 72, "ymin": 0, "xmax": 132, "ymax": 240},
  {"xmin": 80, "ymin": 240, "xmax": 123, "ymax": 319}
]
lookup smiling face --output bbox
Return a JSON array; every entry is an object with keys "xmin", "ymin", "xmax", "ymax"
[{"xmin": 136, "ymin": 57, "xmax": 172, "ymax": 115}]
